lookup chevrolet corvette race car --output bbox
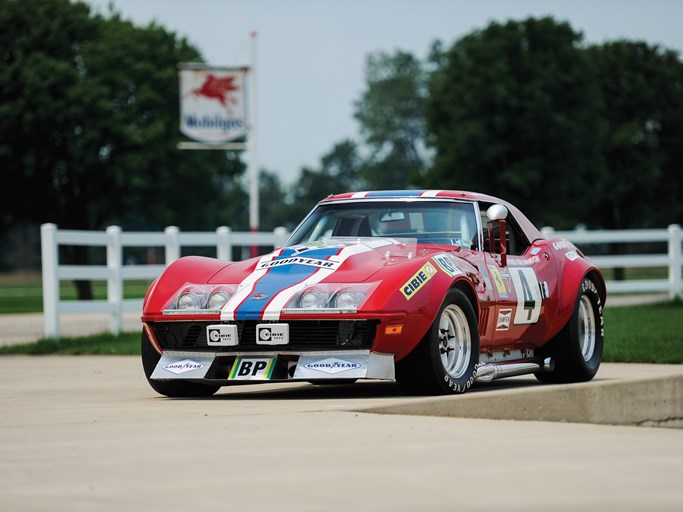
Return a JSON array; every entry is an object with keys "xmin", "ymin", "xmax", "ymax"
[{"xmin": 141, "ymin": 190, "xmax": 605, "ymax": 397}]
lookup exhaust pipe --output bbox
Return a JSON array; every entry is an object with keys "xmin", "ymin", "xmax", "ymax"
[{"xmin": 475, "ymin": 357, "xmax": 553, "ymax": 383}]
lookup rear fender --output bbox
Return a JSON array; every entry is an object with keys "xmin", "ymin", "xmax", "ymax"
[{"xmin": 552, "ymin": 242, "xmax": 606, "ymax": 337}]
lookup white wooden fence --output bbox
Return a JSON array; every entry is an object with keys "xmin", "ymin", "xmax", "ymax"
[
  {"xmin": 40, "ymin": 223, "xmax": 290, "ymax": 338},
  {"xmin": 40, "ymin": 223, "xmax": 682, "ymax": 339},
  {"xmin": 541, "ymin": 224, "xmax": 682, "ymax": 298}
]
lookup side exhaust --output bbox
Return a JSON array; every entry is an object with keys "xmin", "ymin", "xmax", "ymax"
[{"xmin": 475, "ymin": 357, "xmax": 554, "ymax": 383}]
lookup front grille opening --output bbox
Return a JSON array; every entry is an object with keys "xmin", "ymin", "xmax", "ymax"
[{"xmin": 150, "ymin": 320, "xmax": 378, "ymax": 352}]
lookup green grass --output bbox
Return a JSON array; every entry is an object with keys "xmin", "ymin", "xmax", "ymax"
[
  {"xmin": 1, "ymin": 302, "xmax": 681, "ymax": 364},
  {"xmin": 603, "ymin": 300, "xmax": 683, "ymax": 364},
  {"xmin": 0, "ymin": 273, "xmax": 151, "ymax": 314},
  {"xmin": 0, "ymin": 331, "xmax": 141, "ymax": 355}
]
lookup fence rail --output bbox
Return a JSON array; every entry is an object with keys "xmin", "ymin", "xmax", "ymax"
[
  {"xmin": 40, "ymin": 223, "xmax": 289, "ymax": 338},
  {"xmin": 40, "ymin": 223, "xmax": 682, "ymax": 339},
  {"xmin": 541, "ymin": 224, "xmax": 682, "ymax": 298}
]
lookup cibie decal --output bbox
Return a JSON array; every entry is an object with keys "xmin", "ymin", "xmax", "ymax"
[
  {"xmin": 508, "ymin": 267, "xmax": 542, "ymax": 324},
  {"xmin": 496, "ymin": 309, "xmax": 512, "ymax": 331},
  {"xmin": 162, "ymin": 359, "xmax": 204, "ymax": 375},
  {"xmin": 303, "ymin": 358, "xmax": 362, "ymax": 375},
  {"xmin": 401, "ymin": 262, "xmax": 437, "ymax": 300},
  {"xmin": 433, "ymin": 254, "xmax": 462, "ymax": 277}
]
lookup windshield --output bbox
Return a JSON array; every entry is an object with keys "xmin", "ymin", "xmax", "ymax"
[{"xmin": 287, "ymin": 200, "xmax": 480, "ymax": 249}]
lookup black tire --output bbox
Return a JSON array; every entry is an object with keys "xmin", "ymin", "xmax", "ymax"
[
  {"xmin": 141, "ymin": 330, "xmax": 220, "ymax": 398},
  {"xmin": 535, "ymin": 278, "xmax": 604, "ymax": 384},
  {"xmin": 395, "ymin": 288, "xmax": 480, "ymax": 395}
]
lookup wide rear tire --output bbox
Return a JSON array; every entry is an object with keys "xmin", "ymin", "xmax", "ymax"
[
  {"xmin": 535, "ymin": 278, "xmax": 604, "ymax": 384},
  {"xmin": 141, "ymin": 330, "xmax": 220, "ymax": 398},
  {"xmin": 396, "ymin": 289, "xmax": 479, "ymax": 395}
]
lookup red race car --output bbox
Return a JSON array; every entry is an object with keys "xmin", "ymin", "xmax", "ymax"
[{"xmin": 141, "ymin": 190, "xmax": 605, "ymax": 397}]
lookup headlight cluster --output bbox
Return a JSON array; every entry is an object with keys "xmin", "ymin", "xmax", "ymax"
[
  {"xmin": 286, "ymin": 283, "xmax": 377, "ymax": 312},
  {"xmin": 165, "ymin": 285, "xmax": 237, "ymax": 312}
]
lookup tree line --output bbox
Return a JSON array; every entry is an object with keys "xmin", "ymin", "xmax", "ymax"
[{"xmin": 2, "ymin": 1, "xmax": 683, "ymax": 274}]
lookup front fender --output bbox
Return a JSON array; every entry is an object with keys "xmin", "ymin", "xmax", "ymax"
[{"xmin": 142, "ymin": 256, "xmax": 232, "ymax": 317}]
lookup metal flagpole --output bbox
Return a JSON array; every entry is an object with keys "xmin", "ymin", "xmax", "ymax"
[{"xmin": 249, "ymin": 31, "xmax": 260, "ymax": 257}]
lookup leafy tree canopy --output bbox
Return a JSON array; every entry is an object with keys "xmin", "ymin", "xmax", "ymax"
[
  {"xmin": 424, "ymin": 17, "xmax": 604, "ymax": 228},
  {"xmin": 0, "ymin": 0, "xmax": 244, "ymax": 233}
]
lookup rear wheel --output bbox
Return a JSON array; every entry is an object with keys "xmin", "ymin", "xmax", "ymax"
[
  {"xmin": 141, "ymin": 330, "xmax": 220, "ymax": 398},
  {"xmin": 396, "ymin": 289, "xmax": 479, "ymax": 395},
  {"xmin": 535, "ymin": 278, "xmax": 604, "ymax": 384}
]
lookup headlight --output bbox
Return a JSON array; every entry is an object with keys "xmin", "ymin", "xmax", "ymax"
[
  {"xmin": 284, "ymin": 283, "xmax": 379, "ymax": 313},
  {"xmin": 299, "ymin": 289, "xmax": 328, "ymax": 309},
  {"xmin": 333, "ymin": 290, "xmax": 362, "ymax": 309},
  {"xmin": 164, "ymin": 284, "xmax": 238, "ymax": 313},
  {"xmin": 207, "ymin": 290, "xmax": 231, "ymax": 309},
  {"xmin": 177, "ymin": 292, "xmax": 202, "ymax": 310}
]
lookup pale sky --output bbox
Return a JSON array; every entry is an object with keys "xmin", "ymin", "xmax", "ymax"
[{"xmin": 87, "ymin": 0, "xmax": 683, "ymax": 184}]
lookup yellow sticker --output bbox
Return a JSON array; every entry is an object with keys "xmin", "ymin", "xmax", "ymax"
[
  {"xmin": 401, "ymin": 263, "xmax": 437, "ymax": 300},
  {"xmin": 488, "ymin": 265, "xmax": 508, "ymax": 297}
]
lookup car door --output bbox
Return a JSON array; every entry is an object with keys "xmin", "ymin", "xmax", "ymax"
[{"xmin": 482, "ymin": 210, "xmax": 558, "ymax": 347}]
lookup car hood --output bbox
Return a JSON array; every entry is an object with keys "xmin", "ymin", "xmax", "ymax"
[{"xmin": 208, "ymin": 238, "xmax": 456, "ymax": 321}]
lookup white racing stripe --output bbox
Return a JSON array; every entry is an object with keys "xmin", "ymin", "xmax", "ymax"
[
  {"xmin": 261, "ymin": 242, "xmax": 379, "ymax": 320},
  {"xmin": 220, "ymin": 250, "xmax": 282, "ymax": 321},
  {"xmin": 420, "ymin": 190, "xmax": 443, "ymax": 197}
]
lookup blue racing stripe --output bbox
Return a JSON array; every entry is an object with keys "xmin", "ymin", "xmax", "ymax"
[
  {"xmin": 364, "ymin": 190, "xmax": 424, "ymax": 198},
  {"xmin": 234, "ymin": 246, "xmax": 342, "ymax": 320}
]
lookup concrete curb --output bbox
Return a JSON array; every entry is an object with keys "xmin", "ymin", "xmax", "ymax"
[{"xmin": 362, "ymin": 374, "xmax": 683, "ymax": 428}]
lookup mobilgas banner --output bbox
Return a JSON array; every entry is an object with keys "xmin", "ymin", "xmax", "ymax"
[{"xmin": 179, "ymin": 64, "xmax": 248, "ymax": 143}]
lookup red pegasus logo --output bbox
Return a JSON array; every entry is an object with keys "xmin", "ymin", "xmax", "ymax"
[{"xmin": 185, "ymin": 74, "xmax": 240, "ymax": 114}]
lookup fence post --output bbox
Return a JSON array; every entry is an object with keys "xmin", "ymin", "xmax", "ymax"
[
  {"xmin": 164, "ymin": 226, "xmax": 180, "ymax": 264},
  {"xmin": 106, "ymin": 225, "xmax": 122, "ymax": 335},
  {"xmin": 669, "ymin": 224, "xmax": 682, "ymax": 300},
  {"xmin": 216, "ymin": 226, "xmax": 232, "ymax": 261},
  {"xmin": 540, "ymin": 226, "xmax": 555, "ymax": 239},
  {"xmin": 41, "ymin": 223, "xmax": 60, "ymax": 339},
  {"xmin": 274, "ymin": 227, "xmax": 289, "ymax": 248}
]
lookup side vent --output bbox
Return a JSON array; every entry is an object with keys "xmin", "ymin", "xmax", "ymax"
[{"xmin": 478, "ymin": 308, "xmax": 489, "ymax": 337}]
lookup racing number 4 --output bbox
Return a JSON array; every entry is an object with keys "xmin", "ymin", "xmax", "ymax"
[{"xmin": 509, "ymin": 267, "xmax": 542, "ymax": 325}]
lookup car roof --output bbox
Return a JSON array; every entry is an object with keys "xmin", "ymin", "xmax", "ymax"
[{"xmin": 321, "ymin": 190, "xmax": 543, "ymax": 242}]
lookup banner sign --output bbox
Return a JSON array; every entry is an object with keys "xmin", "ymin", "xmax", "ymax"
[{"xmin": 178, "ymin": 64, "xmax": 249, "ymax": 143}]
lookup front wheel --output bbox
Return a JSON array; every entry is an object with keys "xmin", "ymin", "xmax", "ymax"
[
  {"xmin": 535, "ymin": 278, "xmax": 604, "ymax": 384},
  {"xmin": 396, "ymin": 288, "xmax": 480, "ymax": 395},
  {"xmin": 141, "ymin": 330, "xmax": 220, "ymax": 398}
]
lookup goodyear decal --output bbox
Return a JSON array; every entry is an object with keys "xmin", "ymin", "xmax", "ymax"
[
  {"xmin": 257, "ymin": 256, "xmax": 340, "ymax": 270},
  {"xmin": 401, "ymin": 262, "xmax": 437, "ymax": 300}
]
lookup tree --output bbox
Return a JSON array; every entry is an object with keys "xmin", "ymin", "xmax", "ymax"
[
  {"xmin": 286, "ymin": 139, "xmax": 364, "ymax": 224},
  {"xmin": 0, "ymin": 0, "xmax": 244, "ymax": 294},
  {"xmin": 587, "ymin": 41, "xmax": 683, "ymax": 228},
  {"xmin": 354, "ymin": 50, "xmax": 429, "ymax": 189},
  {"xmin": 424, "ymin": 17, "xmax": 604, "ymax": 228}
]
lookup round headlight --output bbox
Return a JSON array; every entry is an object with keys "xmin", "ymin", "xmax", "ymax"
[
  {"xmin": 207, "ymin": 291, "xmax": 231, "ymax": 310},
  {"xmin": 176, "ymin": 292, "xmax": 202, "ymax": 310},
  {"xmin": 334, "ymin": 290, "xmax": 362, "ymax": 309},
  {"xmin": 300, "ymin": 289, "xmax": 327, "ymax": 309}
]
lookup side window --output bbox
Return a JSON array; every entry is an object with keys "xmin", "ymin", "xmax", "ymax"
[{"xmin": 480, "ymin": 203, "xmax": 530, "ymax": 256}]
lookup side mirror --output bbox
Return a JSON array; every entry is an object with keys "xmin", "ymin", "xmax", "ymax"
[
  {"xmin": 486, "ymin": 204, "xmax": 508, "ymax": 266},
  {"xmin": 486, "ymin": 204, "xmax": 508, "ymax": 221}
]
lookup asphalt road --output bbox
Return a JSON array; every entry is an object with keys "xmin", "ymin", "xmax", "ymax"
[{"xmin": 1, "ymin": 356, "xmax": 682, "ymax": 512}]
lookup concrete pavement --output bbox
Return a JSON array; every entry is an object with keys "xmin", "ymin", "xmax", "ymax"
[{"xmin": 1, "ymin": 356, "xmax": 682, "ymax": 511}]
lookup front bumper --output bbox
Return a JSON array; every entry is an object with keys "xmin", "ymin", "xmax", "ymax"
[{"xmin": 151, "ymin": 349, "xmax": 395, "ymax": 384}]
